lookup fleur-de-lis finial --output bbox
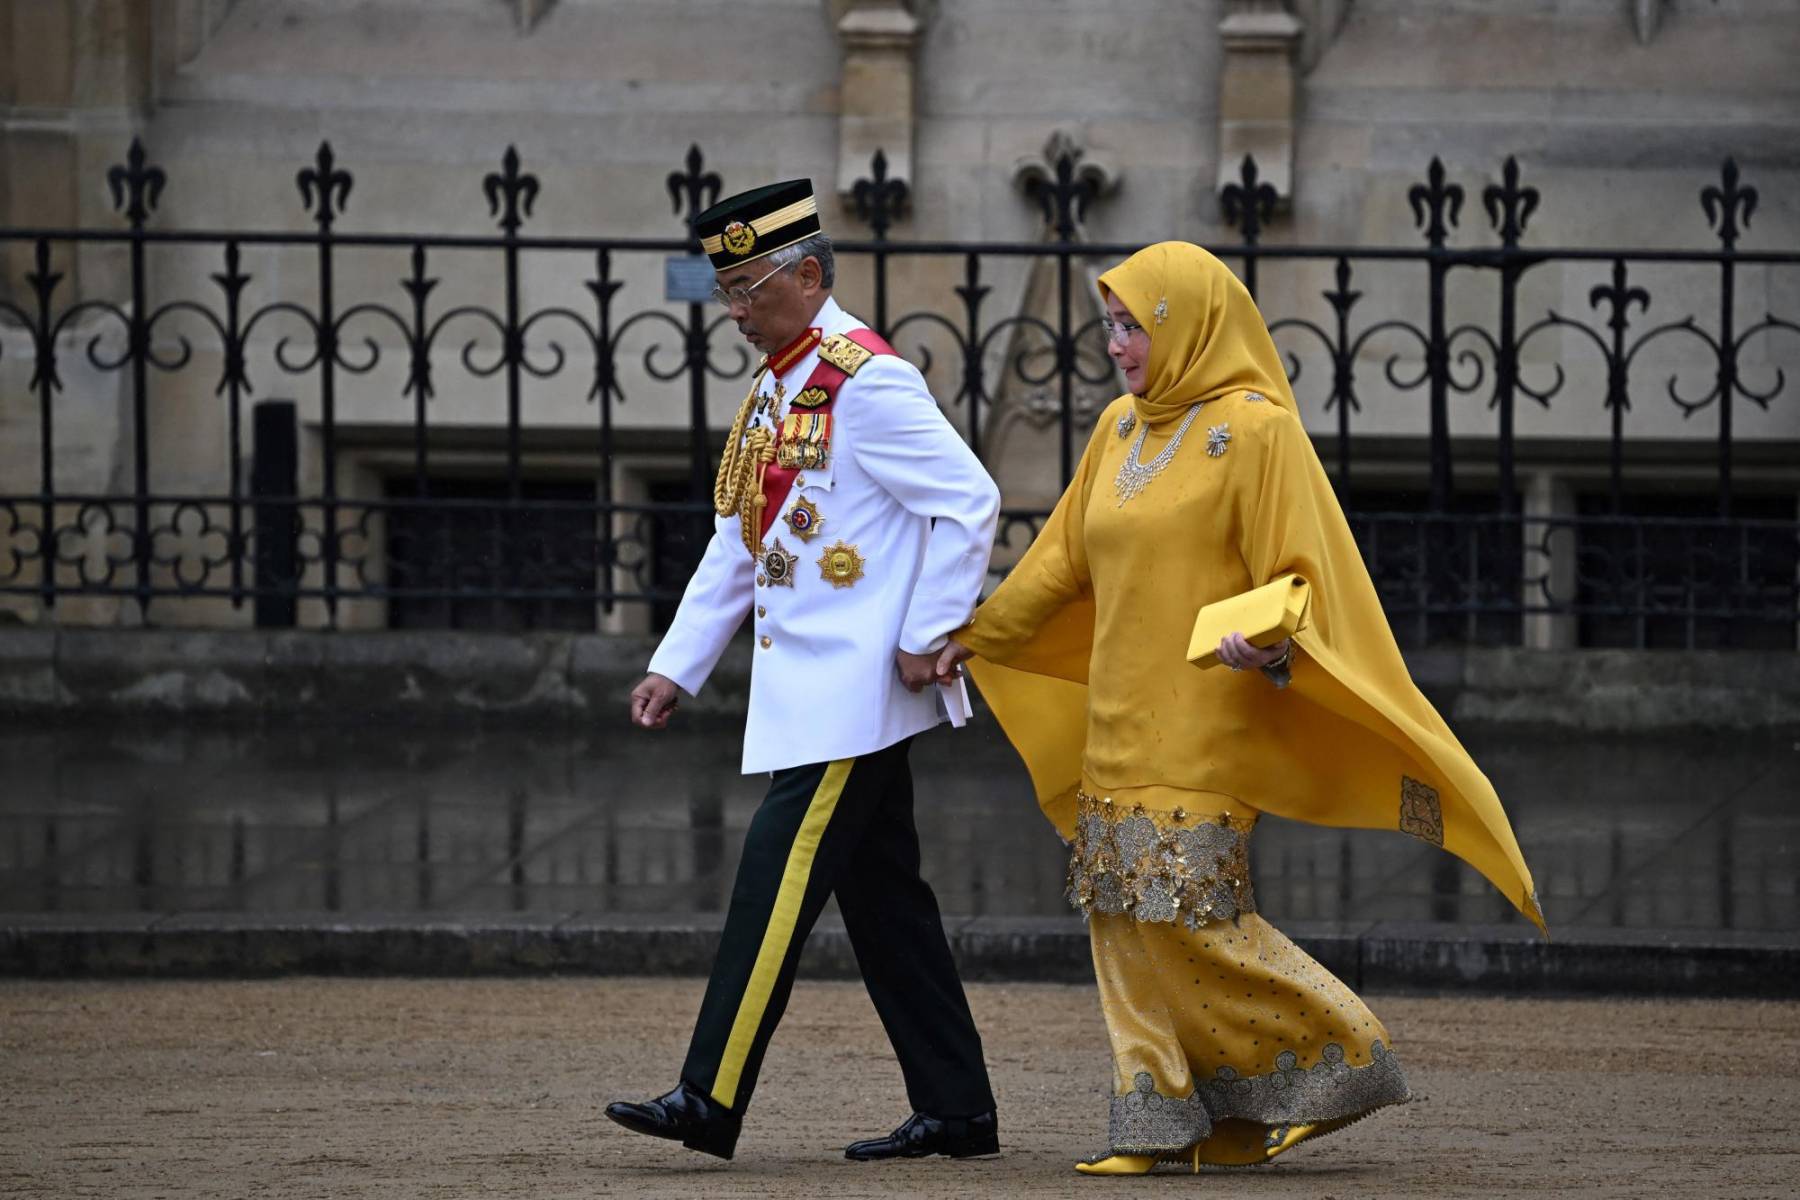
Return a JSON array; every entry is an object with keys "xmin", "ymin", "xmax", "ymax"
[
  {"xmin": 1482, "ymin": 156, "xmax": 1539, "ymax": 249},
  {"xmin": 483, "ymin": 146, "xmax": 540, "ymax": 235},
  {"xmin": 297, "ymin": 141, "xmax": 353, "ymax": 231},
  {"xmin": 107, "ymin": 138, "xmax": 167, "ymax": 227},
  {"xmin": 1408, "ymin": 157, "xmax": 1464, "ymax": 247},
  {"xmin": 1701, "ymin": 158, "xmax": 1758, "ymax": 252},
  {"xmin": 1023, "ymin": 134, "xmax": 1101, "ymax": 242},
  {"xmin": 667, "ymin": 144, "xmax": 722, "ymax": 240},
  {"xmin": 1220, "ymin": 155, "xmax": 1278, "ymax": 246},
  {"xmin": 851, "ymin": 149, "xmax": 909, "ymax": 242}
]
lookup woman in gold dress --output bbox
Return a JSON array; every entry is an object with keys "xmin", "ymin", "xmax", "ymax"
[{"xmin": 939, "ymin": 242, "xmax": 1543, "ymax": 1174}]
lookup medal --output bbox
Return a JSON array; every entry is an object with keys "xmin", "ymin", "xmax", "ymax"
[
  {"xmin": 817, "ymin": 540, "xmax": 865, "ymax": 589},
  {"xmin": 777, "ymin": 412, "xmax": 831, "ymax": 470},
  {"xmin": 760, "ymin": 539, "xmax": 798, "ymax": 588},
  {"xmin": 783, "ymin": 496, "xmax": 825, "ymax": 542}
]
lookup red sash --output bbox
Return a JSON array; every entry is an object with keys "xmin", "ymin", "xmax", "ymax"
[{"xmin": 757, "ymin": 328, "xmax": 895, "ymax": 539}]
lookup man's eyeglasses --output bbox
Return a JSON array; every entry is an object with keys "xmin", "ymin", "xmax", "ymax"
[
  {"xmin": 1099, "ymin": 316, "xmax": 1146, "ymax": 344},
  {"xmin": 711, "ymin": 261, "xmax": 789, "ymax": 308}
]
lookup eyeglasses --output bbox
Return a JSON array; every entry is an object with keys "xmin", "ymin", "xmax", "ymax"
[
  {"xmin": 1099, "ymin": 316, "xmax": 1146, "ymax": 344},
  {"xmin": 711, "ymin": 261, "xmax": 789, "ymax": 308}
]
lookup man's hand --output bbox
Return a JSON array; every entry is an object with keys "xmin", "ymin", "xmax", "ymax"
[
  {"xmin": 934, "ymin": 639, "xmax": 974, "ymax": 684},
  {"xmin": 895, "ymin": 649, "xmax": 942, "ymax": 693},
  {"xmin": 1216, "ymin": 633, "xmax": 1290, "ymax": 673},
  {"xmin": 630, "ymin": 672, "xmax": 681, "ymax": 729}
]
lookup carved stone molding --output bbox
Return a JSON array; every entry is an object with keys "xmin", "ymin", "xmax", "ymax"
[
  {"xmin": 1217, "ymin": 0, "xmax": 1303, "ymax": 207},
  {"xmin": 834, "ymin": 0, "xmax": 921, "ymax": 198}
]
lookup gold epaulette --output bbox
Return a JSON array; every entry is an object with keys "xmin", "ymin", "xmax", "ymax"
[{"xmin": 818, "ymin": 334, "xmax": 874, "ymax": 377}]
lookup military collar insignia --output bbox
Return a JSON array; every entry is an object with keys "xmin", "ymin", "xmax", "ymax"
[{"xmin": 769, "ymin": 327, "xmax": 822, "ymax": 377}]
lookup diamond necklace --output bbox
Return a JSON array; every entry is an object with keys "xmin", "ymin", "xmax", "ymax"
[{"xmin": 1112, "ymin": 402, "xmax": 1206, "ymax": 506}]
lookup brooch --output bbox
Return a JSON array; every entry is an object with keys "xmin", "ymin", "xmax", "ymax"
[
  {"xmin": 817, "ymin": 540, "xmax": 866, "ymax": 589},
  {"xmin": 1243, "ymin": 390, "xmax": 1267, "ymax": 403},
  {"xmin": 1116, "ymin": 409, "xmax": 1137, "ymax": 439},
  {"xmin": 760, "ymin": 539, "xmax": 798, "ymax": 588},
  {"xmin": 1205, "ymin": 423, "xmax": 1232, "ymax": 457},
  {"xmin": 1153, "ymin": 296, "xmax": 1169, "ymax": 326},
  {"xmin": 783, "ymin": 496, "xmax": 824, "ymax": 542}
]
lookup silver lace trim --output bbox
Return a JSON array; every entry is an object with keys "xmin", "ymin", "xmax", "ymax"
[{"xmin": 1109, "ymin": 1042, "xmax": 1411, "ymax": 1153}]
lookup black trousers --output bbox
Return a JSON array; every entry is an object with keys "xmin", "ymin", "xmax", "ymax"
[{"xmin": 681, "ymin": 736, "xmax": 995, "ymax": 1120}]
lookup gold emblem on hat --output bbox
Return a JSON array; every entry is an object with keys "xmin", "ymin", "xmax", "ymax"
[
  {"xmin": 760, "ymin": 538, "xmax": 798, "ymax": 588},
  {"xmin": 791, "ymin": 385, "xmax": 830, "ymax": 409},
  {"xmin": 817, "ymin": 540, "xmax": 865, "ymax": 588},
  {"xmin": 722, "ymin": 220, "xmax": 757, "ymax": 257},
  {"xmin": 783, "ymin": 497, "xmax": 825, "ymax": 543}
]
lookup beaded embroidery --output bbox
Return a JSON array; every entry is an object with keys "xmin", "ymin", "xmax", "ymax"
[{"xmin": 1066, "ymin": 791, "xmax": 1256, "ymax": 927}]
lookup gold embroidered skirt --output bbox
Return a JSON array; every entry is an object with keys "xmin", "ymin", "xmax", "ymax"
[{"xmin": 1071, "ymin": 787, "xmax": 1411, "ymax": 1163}]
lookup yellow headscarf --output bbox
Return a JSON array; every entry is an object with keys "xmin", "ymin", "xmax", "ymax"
[
  {"xmin": 961, "ymin": 242, "xmax": 1546, "ymax": 935},
  {"xmin": 1100, "ymin": 240, "xmax": 1294, "ymax": 427}
]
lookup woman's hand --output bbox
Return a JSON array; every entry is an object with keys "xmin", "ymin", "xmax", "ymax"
[
  {"xmin": 934, "ymin": 639, "xmax": 974, "ymax": 686},
  {"xmin": 1216, "ymin": 633, "xmax": 1290, "ymax": 673}
]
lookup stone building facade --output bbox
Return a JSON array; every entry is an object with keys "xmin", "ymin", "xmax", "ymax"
[{"xmin": 1, "ymin": 0, "xmax": 1796, "ymax": 641}]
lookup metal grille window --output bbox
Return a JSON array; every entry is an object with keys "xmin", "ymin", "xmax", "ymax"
[
  {"xmin": 385, "ymin": 478, "xmax": 598, "ymax": 632},
  {"xmin": 1574, "ymin": 493, "xmax": 1799, "ymax": 651}
]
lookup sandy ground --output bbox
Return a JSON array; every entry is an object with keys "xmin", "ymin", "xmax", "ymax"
[{"xmin": 1, "ymin": 977, "xmax": 1797, "ymax": 1199}]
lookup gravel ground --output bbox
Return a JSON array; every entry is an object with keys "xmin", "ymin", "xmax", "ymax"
[{"xmin": 2, "ymin": 977, "xmax": 1797, "ymax": 1199}]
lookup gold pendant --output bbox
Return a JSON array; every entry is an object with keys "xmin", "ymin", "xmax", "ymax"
[
  {"xmin": 817, "ymin": 540, "xmax": 865, "ymax": 589},
  {"xmin": 760, "ymin": 538, "xmax": 798, "ymax": 588},
  {"xmin": 783, "ymin": 496, "xmax": 825, "ymax": 542}
]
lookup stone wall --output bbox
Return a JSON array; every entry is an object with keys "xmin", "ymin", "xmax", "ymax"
[{"xmin": 1, "ymin": 0, "xmax": 1796, "ymax": 631}]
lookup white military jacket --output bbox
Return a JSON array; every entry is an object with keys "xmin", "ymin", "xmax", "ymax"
[{"xmin": 648, "ymin": 297, "xmax": 1001, "ymax": 774}]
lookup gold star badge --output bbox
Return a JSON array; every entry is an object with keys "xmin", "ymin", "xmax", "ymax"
[
  {"xmin": 783, "ymin": 496, "xmax": 825, "ymax": 542},
  {"xmin": 817, "ymin": 540, "xmax": 865, "ymax": 589}
]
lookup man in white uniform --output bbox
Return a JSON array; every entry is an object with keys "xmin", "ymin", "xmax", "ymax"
[{"xmin": 605, "ymin": 180, "xmax": 1001, "ymax": 1164}]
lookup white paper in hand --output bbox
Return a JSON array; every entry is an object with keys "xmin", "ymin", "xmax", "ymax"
[{"xmin": 940, "ymin": 674, "xmax": 972, "ymax": 728}]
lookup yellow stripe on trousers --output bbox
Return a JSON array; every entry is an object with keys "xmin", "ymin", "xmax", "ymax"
[{"xmin": 711, "ymin": 757, "xmax": 854, "ymax": 1108}]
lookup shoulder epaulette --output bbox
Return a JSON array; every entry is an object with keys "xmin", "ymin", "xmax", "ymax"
[{"xmin": 818, "ymin": 333, "xmax": 875, "ymax": 377}]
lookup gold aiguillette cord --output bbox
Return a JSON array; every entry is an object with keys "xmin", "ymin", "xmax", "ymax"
[{"xmin": 713, "ymin": 360, "xmax": 775, "ymax": 558}]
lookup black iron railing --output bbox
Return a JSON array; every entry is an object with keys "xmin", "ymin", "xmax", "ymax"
[{"xmin": 0, "ymin": 142, "xmax": 1795, "ymax": 647}]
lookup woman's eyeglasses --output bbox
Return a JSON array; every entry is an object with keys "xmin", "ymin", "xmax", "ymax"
[
  {"xmin": 711, "ymin": 261, "xmax": 788, "ymax": 308},
  {"xmin": 1099, "ymin": 317, "xmax": 1146, "ymax": 344}
]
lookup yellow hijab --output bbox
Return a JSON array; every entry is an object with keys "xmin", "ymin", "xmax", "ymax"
[
  {"xmin": 962, "ymin": 242, "xmax": 1546, "ymax": 934},
  {"xmin": 1101, "ymin": 240, "xmax": 1295, "ymax": 428}
]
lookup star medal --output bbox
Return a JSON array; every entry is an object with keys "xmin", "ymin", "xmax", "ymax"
[
  {"xmin": 760, "ymin": 539, "xmax": 798, "ymax": 588},
  {"xmin": 817, "ymin": 540, "xmax": 866, "ymax": 589},
  {"xmin": 783, "ymin": 496, "xmax": 824, "ymax": 542}
]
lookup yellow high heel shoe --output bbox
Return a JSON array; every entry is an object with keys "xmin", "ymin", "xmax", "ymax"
[{"xmin": 1074, "ymin": 1153, "xmax": 1157, "ymax": 1176}]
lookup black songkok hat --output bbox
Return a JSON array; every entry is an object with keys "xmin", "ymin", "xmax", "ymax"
[{"xmin": 694, "ymin": 179, "xmax": 822, "ymax": 270}]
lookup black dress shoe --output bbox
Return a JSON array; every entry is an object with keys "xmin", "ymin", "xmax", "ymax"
[
  {"xmin": 845, "ymin": 1110, "xmax": 999, "ymax": 1161},
  {"xmin": 604, "ymin": 1080, "xmax": 742, "ymax": 1160}
]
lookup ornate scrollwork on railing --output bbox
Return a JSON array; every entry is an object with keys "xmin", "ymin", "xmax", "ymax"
[{"xmin": 0, "ymin": 143, "xmax": 1790, "ymax": 646}]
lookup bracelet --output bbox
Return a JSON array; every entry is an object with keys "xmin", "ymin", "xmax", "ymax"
[{"xmin": 1259, "ymin": 640, "xmax": 1295, "ymax": 689}]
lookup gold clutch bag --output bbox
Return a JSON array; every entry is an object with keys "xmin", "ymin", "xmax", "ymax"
[{"xmin": 1185, "ymin": 574, "xmax": 1311, "ymax": 669}]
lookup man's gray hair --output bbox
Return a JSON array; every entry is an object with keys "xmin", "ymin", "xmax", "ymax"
[{"xmin": 768, "ymin": 234, "xmax": 836, "ymax": 289}]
